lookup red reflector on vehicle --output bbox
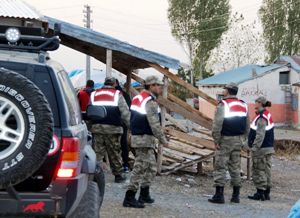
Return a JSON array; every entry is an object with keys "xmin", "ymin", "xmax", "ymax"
[{"xmin": 61, "ymin": 138, "xmax": 80, "ymax": 152}]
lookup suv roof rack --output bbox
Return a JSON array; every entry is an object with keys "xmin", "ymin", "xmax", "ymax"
[{"xmin": 0, "ymin": 24, "xmax": 61, "ymax": 52}]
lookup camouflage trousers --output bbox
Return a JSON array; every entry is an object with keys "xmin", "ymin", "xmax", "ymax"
[
  {"xmin": 213, "ymin": 136, "xmax": 242, "ymax": 187},
  {"xmin": 85, "ymin": 120, "xmax": 93, "ymax": 132},
  {"xmin": 93, "ymin": 133, "xmax": 123, "ymax": 176},
  {"xmin": 128, "ymin": 148, "xmax": 157, "ymax": 192},
  {"xmin": 252, "ymin": 154, "xmax": 272, "ymax": 190}
]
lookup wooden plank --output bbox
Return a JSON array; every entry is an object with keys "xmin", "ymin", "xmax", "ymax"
[
  {"xmin": 130, "ymin": 72, "xmax": 213, "ymax": 129},
  {"xmin": 193, "ymin": 128, "xmax": 212, "ymax": 137},
  {"xmin": 168, "ymin": 93, "xmax": 213, "ymax": 129},
  {"xmin": 106, "ymin": 49, "xmax": 112, "ymax": 77},
  {"xmin": 163, "ymin": 149, "xmax": 185, "ymax": 162},
  {"xmin": 158, "ymin": 97, "xmax": 211, "ymax": 129},
  {"xmin": 166, "ymin": 128, "xmax": 215, "ymax": 150},
  {"xmin": 148, "ymin": 63, "xmax": 218, "ymax": 106},
  {"xmin": 165, "ymin": 114, "xmax": 188, "ymax": 133},
  {"xmin": 163, "ymin": 157, "xmax": 177, "ymax": 163},
  {"xmin": 161, "ymin": 163, "xmax": 181, "ymax": 171},
  {"xmin": 131, "ymin": 73, "xmax": 144, "ymax": 83},
  {"xmin": 157, "ymin": 75, "xmax": 169, "ymax": 174},
  {"xmin": 161, "ymin": 153, "xmax": 215, "ymax": 175},
  {"xmin": 169, "ymin": 136, "xmax": 205, "ymax": 149},
  {"xmin": 167, "ymin": 129, "xmax": 250, "ymax": 159},
  {"xmin": 169, "ymin": 140, "xmax": 211, "ymax": 156},
  {"xmin": 168, "ymin": 142, "xmax": 194, "ymax": 155},
  {"xmin": 163, "ymin": 147, "xmax": 200, "ymax": 161}
]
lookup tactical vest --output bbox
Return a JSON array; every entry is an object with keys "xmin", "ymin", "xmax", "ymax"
[
  {"xmin": 90, "ymin": 88, "xmax": 121, "ymax": 126},
  {"xmin": 221, "ymin": 98, "xmax": 248, "ymax": 136},
  {"xmin": 248, "ymin": 110, "xmax": 274, "ymax": 148},
  {"xmin": 130, "ymin": 91, "xmax": 160, "ymax": 135}
]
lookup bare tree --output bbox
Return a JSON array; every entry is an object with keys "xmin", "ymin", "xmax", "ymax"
[{"xmin": 207, "ymin": 15, "xmax": 266, "ymax": 74}]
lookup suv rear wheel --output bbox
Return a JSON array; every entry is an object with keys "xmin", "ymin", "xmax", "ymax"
[
  {"xmin": 0, "ymin": 68, "xmax": 53, "ymax": 189},
  {"xmin": 68, "ymin": 181, "xmax": 101, "ymax": 218}
]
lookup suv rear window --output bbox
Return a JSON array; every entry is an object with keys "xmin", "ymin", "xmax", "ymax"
[
  {"xmin": 57, "ymin": 71, "xmax": 82, "ymax": 126},
  {"xmin": 0, "ymin": 61, "xmax": 60, "ymax": 126}
]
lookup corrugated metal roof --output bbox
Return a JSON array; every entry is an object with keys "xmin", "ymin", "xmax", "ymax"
[
  {"xmin": 197, "ymin": 64, "xmax": 287, "ymax": 86},
  {"xmin": 276, "ymin": 55, "xmax": 300, "ymax": 73},
  {"xmin": 0, "ymin": 0, "xmax": 42, "ymax": 20},
  {"xmin": 46, "ymin": 17, "xmax": 181, "ymax": 71}
]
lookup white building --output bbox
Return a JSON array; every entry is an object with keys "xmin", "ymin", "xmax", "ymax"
[{"xmin": 197, "ymin": 56, "xmax": 300, "ymax": 128}]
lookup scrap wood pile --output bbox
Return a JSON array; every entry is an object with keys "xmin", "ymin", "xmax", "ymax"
[
  {"xmin": 159, "ymin": 118, "xmax": 216, "ymax": 175},
  {"xmin": 129, "ymin": 72, "xmax": 219, "ymax": 175},
  {"xmin": 156, "ymin": 113, "xmax": 251, "ymax": 177},
  {"xmin": 128, "ymin": 73, "xmax": 251, "ymax": 176}
]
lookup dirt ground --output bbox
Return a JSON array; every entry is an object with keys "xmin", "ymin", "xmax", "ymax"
[
  {"xmin": 275, "ymin": 128, "xmax": 300, "ymax": 142},
  {"xmin": 100, "ymin": 156, "xmax": 300, "ymax": 218}
]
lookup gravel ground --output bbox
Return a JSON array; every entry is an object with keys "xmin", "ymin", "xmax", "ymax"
[{"xmin": 100, "ymin": 156, "xmax": 300, "ymax": 218}]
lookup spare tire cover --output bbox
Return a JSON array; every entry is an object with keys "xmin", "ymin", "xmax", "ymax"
[{"xmin": 0, "ymin": 68, "xmax": 53, "ymax": 189}]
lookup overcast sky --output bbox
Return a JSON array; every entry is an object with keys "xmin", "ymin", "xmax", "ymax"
[{"xmin": 24, "ymin": 0, "xmax": 263, "ymax": 72}]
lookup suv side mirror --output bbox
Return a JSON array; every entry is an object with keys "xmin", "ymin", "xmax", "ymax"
[{"xmin": 86, "ymin": 105, "xmax": 107, "ymax": 122}]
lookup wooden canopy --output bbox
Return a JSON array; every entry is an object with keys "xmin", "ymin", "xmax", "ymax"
[{"xmin": 47, "ymin": 17, "xmax": 181, "ymax": 73}]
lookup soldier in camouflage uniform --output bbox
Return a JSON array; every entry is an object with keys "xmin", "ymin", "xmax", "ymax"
[
  {"xmin": 123, "ymin": 76, "xmax": 168, "ymax": 208},
  {"xmin": 208, "ymin": 83, "xmax": 250, "ymax": 204},
  {"xmin": 90, "ymin": 77, "xmax": 130, "ymax": 183},
  {"xmin": 248, "ymin": 96, "xmax": 274, "ymax": 201}
]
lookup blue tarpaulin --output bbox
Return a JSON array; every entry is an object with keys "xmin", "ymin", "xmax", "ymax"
[
  {"xmin": 289, "ymin": 199, "xmax": 300, "ymax": 218},
  {"xmin": 68, "ymin": 69, "xmax": 140, "ymax": 89}
]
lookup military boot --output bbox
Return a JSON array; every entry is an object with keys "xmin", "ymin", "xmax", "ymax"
[
  {"xmin": 208, "ymin": 186, "xmax": 225, "ymax": 204},
  {"xmin": 264, "ymin": 187, "xmax": 271, "ymax": 200},
  {"xmin": 123, "ymin": 190, "xmax": 145, "ymax": 208},
  {"xmin": 230, "ymin": 186, "xmax": 240, "ymax": 203},
  {"xmin": 138, "ymin": 186, "xmax": 155, "ymax": 204},
  {"xmin": 248, "ymin": 189, "xmax": 265, "ymax": 201}
]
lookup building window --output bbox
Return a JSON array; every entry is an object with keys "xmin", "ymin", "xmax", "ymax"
[{"xmin": 279, "ymin": 71, "xmax": 290, "ymax": 85}]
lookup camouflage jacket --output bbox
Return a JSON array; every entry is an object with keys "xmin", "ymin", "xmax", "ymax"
[{"xmin": 131, "ymin": 91, "xmax": 167, "ymax": 148}]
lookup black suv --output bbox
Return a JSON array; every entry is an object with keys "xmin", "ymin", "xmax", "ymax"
[{"xmin": 0, "ymin": 24, "xmax": 104, "ymax": 217}]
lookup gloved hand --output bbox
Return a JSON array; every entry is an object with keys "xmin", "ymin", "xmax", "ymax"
[{"xmin": 241, "ymin": 138, "xmax": 250, "ymax": 150}]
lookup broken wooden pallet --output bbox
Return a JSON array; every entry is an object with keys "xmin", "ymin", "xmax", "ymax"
[{"xmin": 153, "ymin": 127, "xmax": 216, "ymax": 175}]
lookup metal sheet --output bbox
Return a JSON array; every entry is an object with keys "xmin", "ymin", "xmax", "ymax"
[
  {"xmin": 197, "ymin": 64, "xmax": 287, "ymax": 86},
  {"xmin": 47, "ymin": 17, "xmax": 181, "ymax": 71},
  {"xmin": 0, "ymin": 0, "xmax": 42, "ymax": 20}
]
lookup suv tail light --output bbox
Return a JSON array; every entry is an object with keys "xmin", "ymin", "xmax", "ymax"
[{"xmin": 56, "ymin": 137, "xmax": 80, "ymax": 178}]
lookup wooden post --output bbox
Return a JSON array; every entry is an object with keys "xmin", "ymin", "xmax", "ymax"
[
  {"xmin": 197, "ymin": 162, "xmax": 203, "ymax": 175},
  {"xmin": 157, "ymin": 74, "xmax": 169, "ymax": 174},
  {"xmin": 126, "ymin": 70, "xmax": 132, "ymax": 94},
  {"xmin": 106, "ymin": 49, "xmax": 112, "ymax": 77},
  {"xmin": 247, "ymin": 151, "xmax": 251, "ymax": 180}
]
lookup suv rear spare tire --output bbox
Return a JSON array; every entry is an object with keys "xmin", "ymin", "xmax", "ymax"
[{"xmin": 0, "ymin": 68, "xmax": 53, "ymax": 189}]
